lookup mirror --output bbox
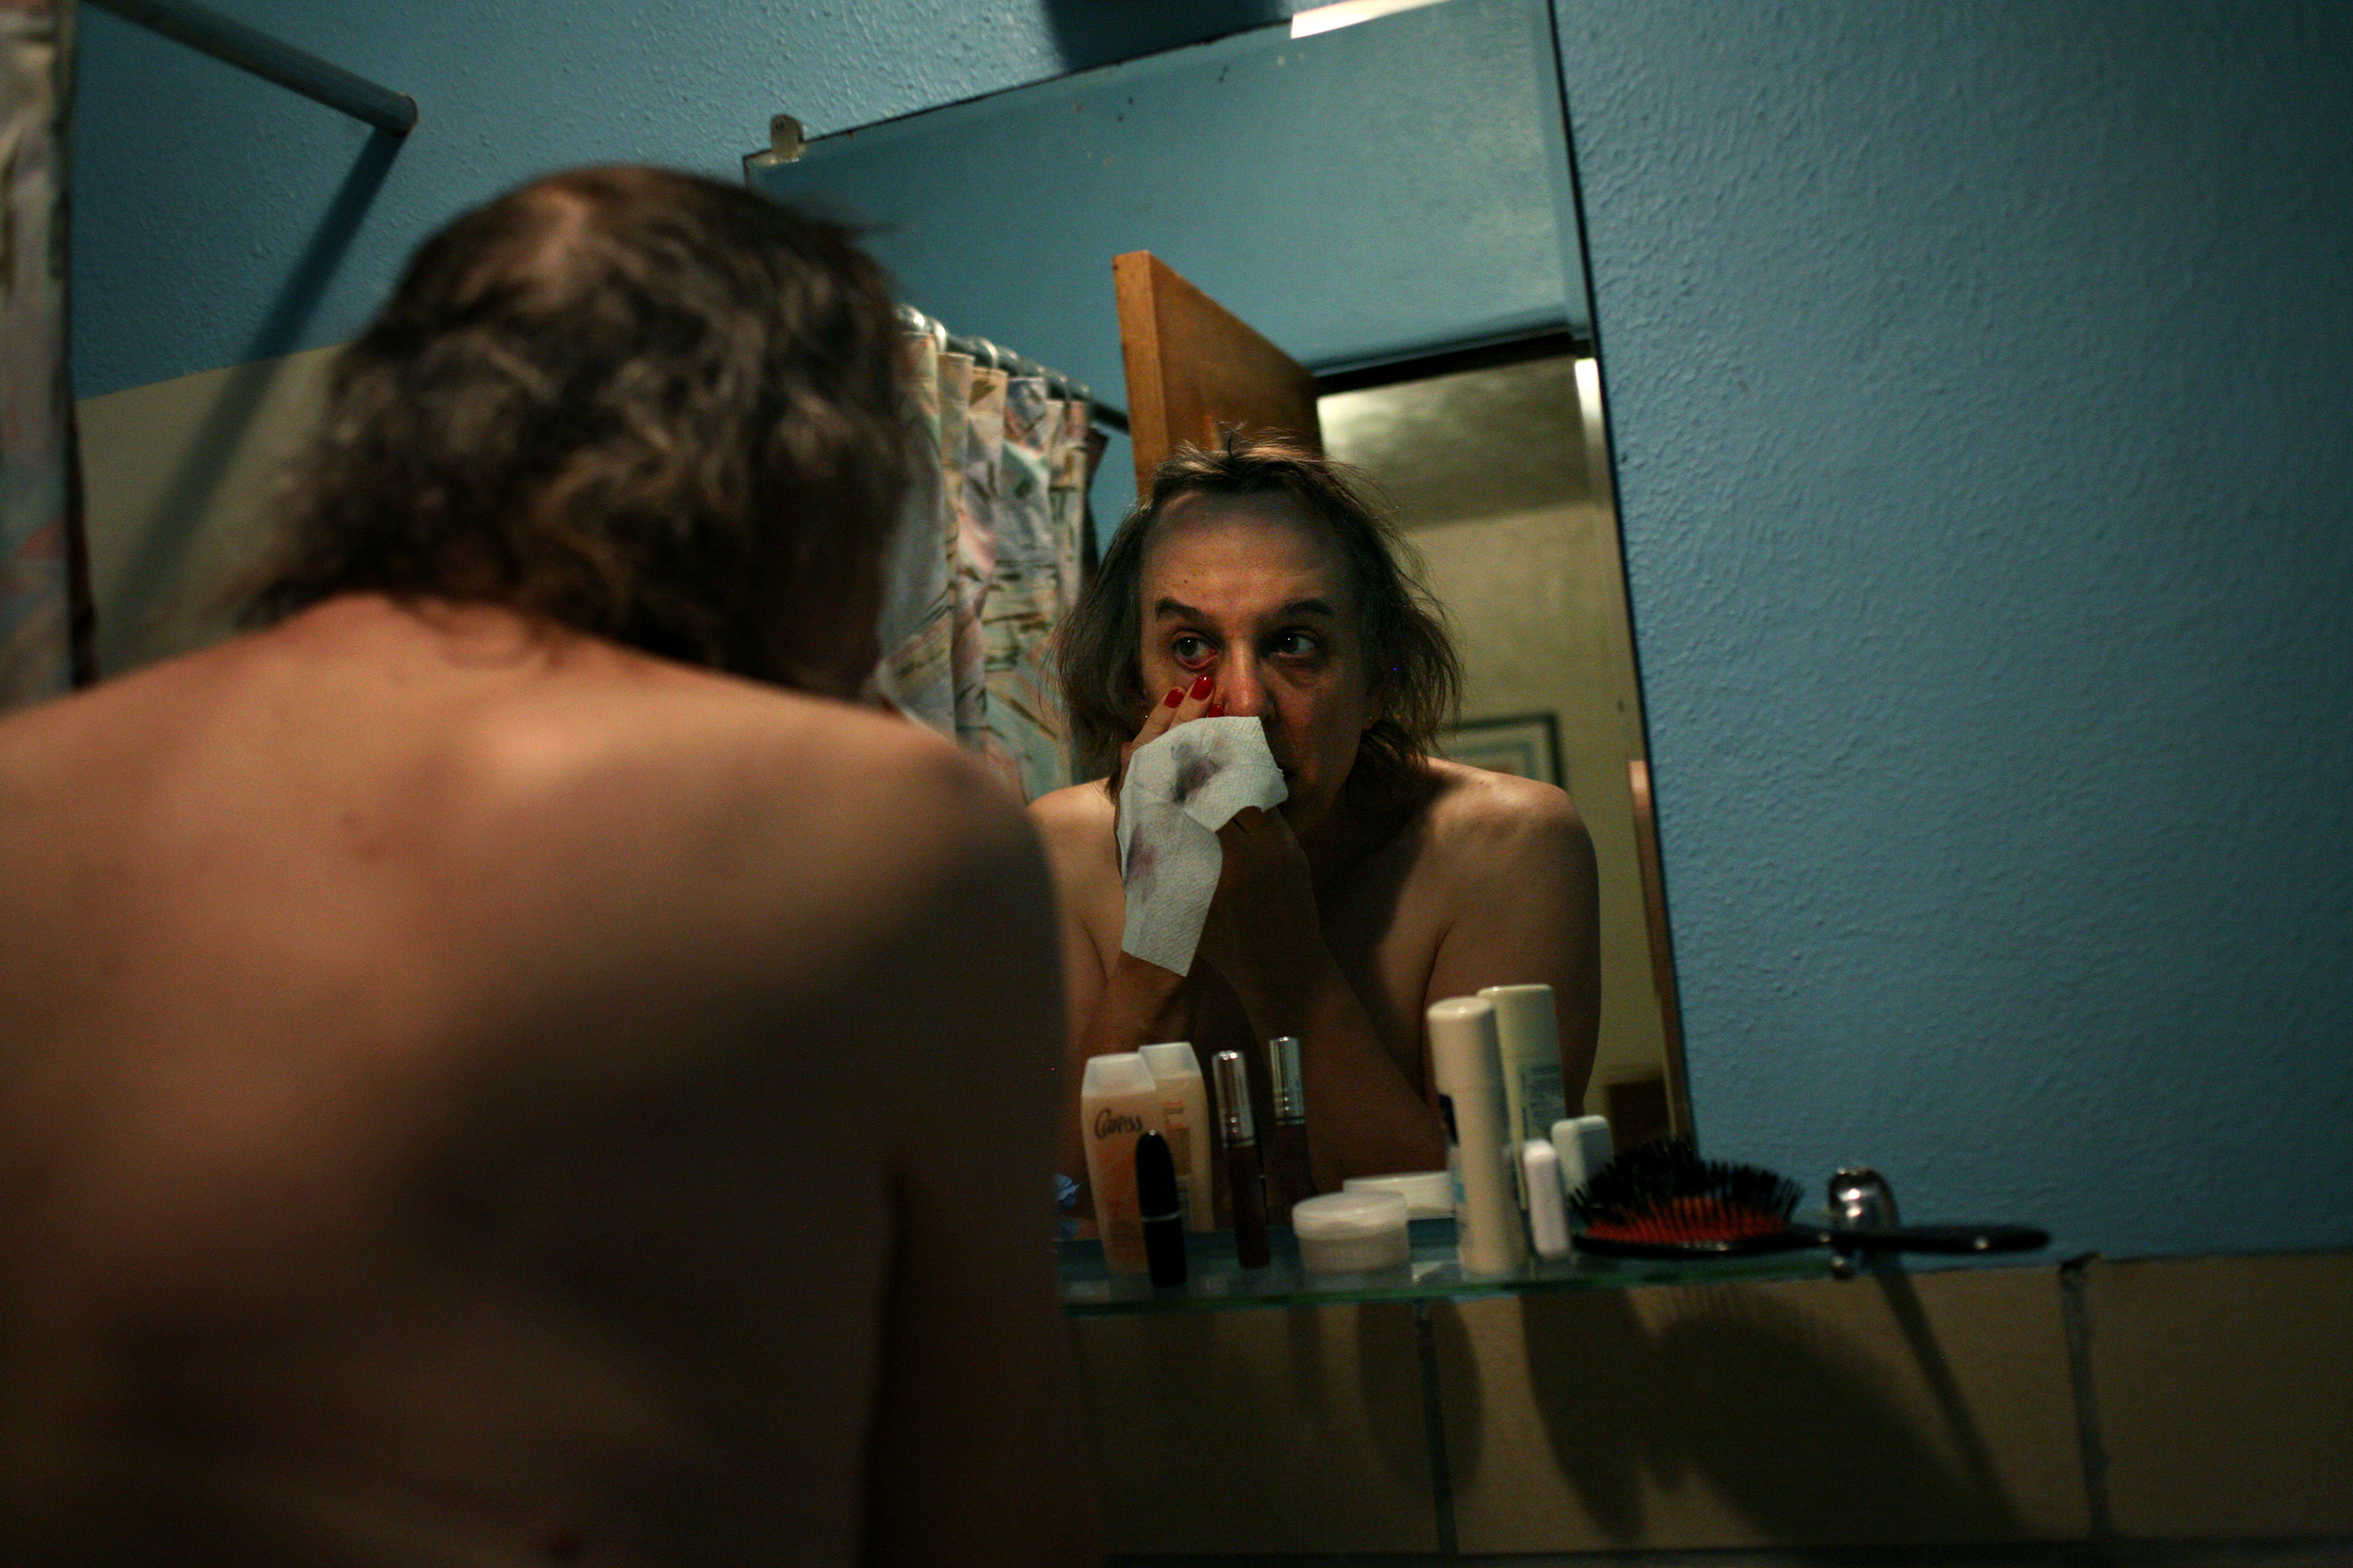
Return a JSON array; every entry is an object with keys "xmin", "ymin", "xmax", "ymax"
[{"xmin": 749, "ymin": 0, "xmax": 1688, "ymax": 1144}]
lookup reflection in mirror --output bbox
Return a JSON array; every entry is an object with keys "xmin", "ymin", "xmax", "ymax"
[
  {"xmin": 750, "ymin": 0, "xmax": 1583, "ymax": 534},
  {"xmin": 1322, "ymin": 349, "xmax": 1684, "ymax": 1148},
  {"xmin": 749, "ymin": 0, "xmax": 1687, "ymax": 1194}
]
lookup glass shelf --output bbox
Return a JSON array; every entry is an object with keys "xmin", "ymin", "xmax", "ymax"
[{"xmin": 1059, "ymin": 1217, "xmax": 1885, "ymax": 1316}]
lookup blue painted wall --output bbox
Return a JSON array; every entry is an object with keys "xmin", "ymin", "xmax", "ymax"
[
  {"xmin": 1556, "ymin": 0, "xmax": 2353, "ymax": 1256},
  {"xmin": 71, "ymin": 0, "xmax": 2352, "ymax": 1257}
]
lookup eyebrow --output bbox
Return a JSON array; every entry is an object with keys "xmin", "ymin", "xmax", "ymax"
[{"xmin": 1151, "ymin": 597, "xmax": 1339, "ymax": 623}]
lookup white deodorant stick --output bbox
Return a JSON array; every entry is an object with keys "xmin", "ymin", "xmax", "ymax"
[
  {"xmin": 1478, "ymin": 984, "xmax": 1569, "ymax": 1204},
  {"xmin": 1426, "ymin": 996, "xmax": 1528, "ymax": 1275}
]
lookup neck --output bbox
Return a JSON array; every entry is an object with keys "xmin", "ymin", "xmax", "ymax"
[
  {"xmin": 1289, "ymin": 803, "xmax": 1357, "ymax": 886},
  {"xmin": 1290, "ymin": 756, "xmax": 1432, "ymax": 888}
]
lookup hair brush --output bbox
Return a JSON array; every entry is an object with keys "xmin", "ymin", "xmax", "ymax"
[{"xmin": 1566, "ymin": 1139, "xmax": 2048, "ymax": 1260}]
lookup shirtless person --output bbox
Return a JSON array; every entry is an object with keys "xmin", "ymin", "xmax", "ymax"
[
  {"xmin": 1032, "ymin": 433, "xmax": 1601, "ymax": 1193},
  {"xmin": 0, "ymin": 169, "xmax": 1092, "ymax": 1568}
]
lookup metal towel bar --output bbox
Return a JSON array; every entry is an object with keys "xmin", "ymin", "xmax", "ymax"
[{"xmin": 88, "ymin": 0, "xmax": 415, "ymax": 136}]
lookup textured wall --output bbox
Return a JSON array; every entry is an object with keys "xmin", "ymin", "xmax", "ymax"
[
  {"xmin": 1555, "ymin": 0, "xmax": 2353, "ymax": 1255},
  {"xmin": 71, "ymin": 0, "xmax": 2353, "ymax": 1256}
]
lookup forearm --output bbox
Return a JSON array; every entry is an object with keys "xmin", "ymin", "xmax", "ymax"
[
  {"xmin": 1079, "ymin": 950, "xmax": 1188, "ymax": 1059},
  {"xmin": 1224, "ymin": 944, "xmax": 1445, "ymax": 1185}
]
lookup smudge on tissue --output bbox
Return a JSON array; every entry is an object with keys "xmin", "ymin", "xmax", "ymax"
[{"xmin": 1116, "ymin": 717, "xmax": 1289, "ymax": 975}]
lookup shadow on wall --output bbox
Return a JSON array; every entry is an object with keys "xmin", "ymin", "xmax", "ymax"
[
  {"xmin": 99, "ymin": 128, "xmax": 400, "ymax": 670},
  {"xmin": 1079, "ymin": 1302, "xmax": 1440, "ymax": 1557},
  {"xmin": 1440, "ymin": 1278, "xmax": 2034, "ymax": 1549}
]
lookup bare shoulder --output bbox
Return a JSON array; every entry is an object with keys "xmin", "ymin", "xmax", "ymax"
[
  {"xmin": 1026, "ymin": 781, "xmax": 1115, "ymax": 856},
  {"xmin": 1026, "ymin": 778, "xmax": 1118, "ymax": 875},
  {"xmin": 360, "ymin": 637, "xmax": 1038, "ymax": 1020},
  {"xmin": 488, "ymin": 665, "xmax": 1035, "ymax": 888},
  {"xmin": 1417, "ymin": 757, "xmax": 1589, "ymax": 853},
  {"xmin": 721, "ymin": 682, "xmax": 1026, "ymax": 847},
  {"xmin": 1391, "ymin": 758, "xmax": 1594, "ymax": 908}
]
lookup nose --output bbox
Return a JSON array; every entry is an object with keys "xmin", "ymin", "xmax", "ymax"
[{"xmin": 1216, "ymin": 653, "xmax": 1271, "ymax": 719}]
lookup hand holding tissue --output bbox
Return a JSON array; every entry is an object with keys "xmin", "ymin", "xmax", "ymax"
[{"xmin": 1116, "ymin": 718, "xmax": 1289, "ymax": 975}]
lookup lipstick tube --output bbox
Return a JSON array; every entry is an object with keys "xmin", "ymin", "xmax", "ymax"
[
  {"xmin": 1135, "ymin": 1130, "xmax": 1189, "ymax": 1287},
  {"xmin": 1266, "ymin": 1034, "xmax": 1318, "ymax": 1221},
  {"xmin": 1212, "ymin": 1049, "xmax": 1272, "ymax": 1269}
]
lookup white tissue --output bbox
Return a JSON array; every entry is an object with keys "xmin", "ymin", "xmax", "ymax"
[{"xmin": 1116, "ymin": 717, "xmax": 1289, "ymax": 974}]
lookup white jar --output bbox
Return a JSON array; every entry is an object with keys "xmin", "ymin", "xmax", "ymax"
[
  {"xmin": 1292, "ymin": 1190, "xmax": 1412, "ymax": 1274},
  {"xmin": 1342, "ymin": 1170, "xmax": 1453, "ymax": 1219}
]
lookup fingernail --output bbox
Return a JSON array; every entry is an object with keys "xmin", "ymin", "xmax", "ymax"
[
  {"xmin": 1163, "ymin": 687, "xmax": 1185, "ymax": 708},
  {"xmin": 1189, "ymin": 674, "xmax": 1213, "ymax": 700},
  {"xmin": 1209, "ymin": 699, "xmax": 1227, "ymax": 717}
]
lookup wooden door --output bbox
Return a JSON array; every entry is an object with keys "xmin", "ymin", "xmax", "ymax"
[{"xmin": 1112, "ymin": 251, "xmax": 1324, "ymax": 498}]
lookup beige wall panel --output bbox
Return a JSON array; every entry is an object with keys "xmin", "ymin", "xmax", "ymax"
[
  {"xmin": 2090, "ymin": 1253, "xmax": 2353, "ymax": 1539},
  {"xmin": 1069, "ymin": 1303, "xmax": 1436, "ymax": 1555},
  {"xmin": 1434, "ymin": 1266, "xmax": 2088, "ymax": 1552},
  {"xmin": 77, "ymin": 345, "xmax": 341, "ymax": 677}
]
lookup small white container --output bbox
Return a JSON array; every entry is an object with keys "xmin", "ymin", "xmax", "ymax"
[
  {"xmin": 1522, "ymin": 1141, "xmax": 1572, "ymax": 1260},
  {"xmin": 1342, "ymin": 1171, "xmax": 1453, "ymax": 1219},
  {"xmin": 1291, "ymin": 1190, "xmax": 1412, "ymax": 1274},
  {"xmin": 1549, "ymin": 1114, "xmax": 1614, "ymax": 1197}
]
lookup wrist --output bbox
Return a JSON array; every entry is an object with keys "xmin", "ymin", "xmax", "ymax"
[
  {"xmin": 1109, "ymin": 947, "xmax": 1186, "ymax": 1000},
  {"xmin": 1087, "ymin": 949, "xmax": 1187, "ymax": 1050}
]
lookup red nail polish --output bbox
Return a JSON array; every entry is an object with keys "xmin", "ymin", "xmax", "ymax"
[
  {"xmin": 1189, "ymin": 674, "xmax": 1213, "ymax": 700},
  {"xmin": 1163, "ymin": 687, "xmax": 1185, "ymax": 708},
  {"xmin": 1209, "ymin": 699, "xmax": 1227, "ymax": 717}
]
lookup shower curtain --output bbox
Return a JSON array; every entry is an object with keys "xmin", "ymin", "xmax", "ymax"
[
  {"xmin": 1, "ymin": 0, "xmax": 93, "ymax": 708},
  {"xmin": 872, "ymin": 316, "xmax": 1098, "ymax": 802}
]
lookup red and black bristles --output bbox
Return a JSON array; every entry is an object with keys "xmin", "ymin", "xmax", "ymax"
[
  {"xmin": 1564, "ymin": 1138, "xmax": 2053, "ymax": 1260},
  {"xmin": 1567, "ymin": 1138, "xmax": 1814, "ymax": 1256}
]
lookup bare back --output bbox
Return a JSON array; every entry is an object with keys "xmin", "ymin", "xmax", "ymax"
[{"xmin": 0, "ymin": 597, "xmax": 1088, "ymax": 1567}]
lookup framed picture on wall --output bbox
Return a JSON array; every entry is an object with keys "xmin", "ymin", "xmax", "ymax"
[{"xmin": 1435, "ymin": 712, "xmax": 1562, "ymax": 788}]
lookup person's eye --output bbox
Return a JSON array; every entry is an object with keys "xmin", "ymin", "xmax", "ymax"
[
  {"xmin": 1273, "ymin": 630, "xmax": 1322, "ymax": 658},
  {"xmin": 1171, "ymin": 634, "xmax": 1214, "ymax": 666}
]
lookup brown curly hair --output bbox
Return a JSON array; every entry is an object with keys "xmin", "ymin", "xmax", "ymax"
[
  {"xmin": 242, "ymin": 167, "xmax": 912, "ymax": 697},
  {"xmin": 1058, "ymin": 428, "xmax": 1461, "ymax": 798}
]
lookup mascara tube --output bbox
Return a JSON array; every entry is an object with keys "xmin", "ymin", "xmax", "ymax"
[
  {"xmin": 1266, "ymin": 1035, "xmax": 1318, "ymax": 1221},
  {"xmin": 1135, "ymin": 1130, "xmax": 1188, "ymax": 1287},
  {"xmin": 1212, "ymin": 1049, "xmax": 1272, "ymax": 1269}
]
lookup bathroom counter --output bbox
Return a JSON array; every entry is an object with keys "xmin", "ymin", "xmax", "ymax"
[{"xmin": 1055, "ymin": 1216, "xmax": 1961, "ymax": 1315}]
